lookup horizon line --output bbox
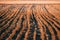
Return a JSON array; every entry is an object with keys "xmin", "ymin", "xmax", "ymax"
[{"xmin": 0, "ymin": 1, "xmax": 60, "ymax": 4}]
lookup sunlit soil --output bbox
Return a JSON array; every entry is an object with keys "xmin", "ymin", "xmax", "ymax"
[{"xmin": 0, "ymin": 4, "xmax": 60, "ymax": 40}]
